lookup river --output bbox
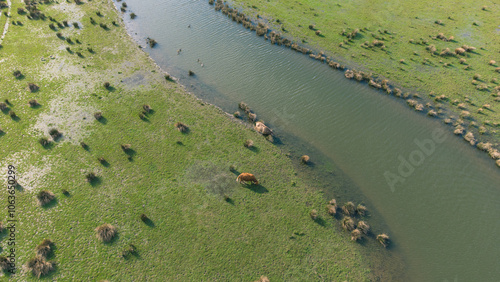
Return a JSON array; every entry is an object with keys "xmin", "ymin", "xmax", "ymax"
[{"xmin": 113, "ymin": 0, "xmax": 500, "ymax": 280}]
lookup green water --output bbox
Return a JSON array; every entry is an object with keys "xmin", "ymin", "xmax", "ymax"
[{"xmin": 115, "ymin": 0, "xmax": 500, "ymax": 280}]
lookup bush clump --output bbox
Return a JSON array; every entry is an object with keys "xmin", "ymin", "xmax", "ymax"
[
  {"xmin": 175, "ymin": 122, "xmax": 189, "ymax": 133},
  {"xmin": 37, "ymin": 190, "xmax": 55, "ymax": 206},
  {"xmin": 27, "ymin": 256, "xmax": 55, "ymax": 278},
  {"xmin": 95, "ymin": 224, "xmax": 117, "ymax": 242}
]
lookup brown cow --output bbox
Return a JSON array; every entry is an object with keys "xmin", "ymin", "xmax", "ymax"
[{"xmin": 236, "ymin": 173, "xmax": 259, "ymax": 185}]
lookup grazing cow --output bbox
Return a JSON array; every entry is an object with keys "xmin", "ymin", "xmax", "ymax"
[
  {"xmin": 236, "ymin": 173, "xmax": 259, "ymax": 185},
  {"xmin": 254, "ymin": 122, "xmax": 273, "ymax": 136}
]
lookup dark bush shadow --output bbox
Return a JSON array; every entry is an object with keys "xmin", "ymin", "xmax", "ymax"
[
  {"xmin": 224, "ymin": 196, "xmax": 235, "ymax": 205},
  {"xmin": 313, "ymin": 217, "xmax": 327, "ymax": 227},
  {"xmin": 105, "ymin": 86, "xmax": 116, "ymax": 92},
  {"xmin": 88, "ymin": 177, "xmax": 102, "ymax": 187},
  {"xmin": 41, "ymin": 198, "xmax": 58, "ymax": 209},
  {"xmin": 97, "ymin": 116, "xmax": 107, "ymax": 124},
  {"xmin": 248, "ymin": 146, "xmax": 260, "ymax": 153},
  {"xmin": 141, "ymin": 218, "xmax": 155, "ymax": 228},
  {"xmin": 99, "ymin": 160, "xmax": 110, "ymax": 167},
  {"xmin": 123, "ymin": 148, "xmax": 136, "ymax": 158}
]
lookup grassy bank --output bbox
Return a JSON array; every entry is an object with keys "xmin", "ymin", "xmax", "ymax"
[
  {"xmin": 0, "ymin": 0, "xmax": 382, "ymax": 280},
  {"xmin": 227, "ymin": 0, "xmax": 500, "ymax": 164}
]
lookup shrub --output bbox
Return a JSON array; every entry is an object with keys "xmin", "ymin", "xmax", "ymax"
[
  {"xmin": 248, "ymin": 112, "xmax": 257, "ymax": 122},
  {"xmin": 29, "ymin": 99, "xmax": 39, "ymax": 107},
  {"xmin": 300, "ymin": 155, "xmax": 310, "ymax": 164},
  {"xmin": 188, "ymin": 70, "xmax": 195, "ymax": 76},
  {"xmin": 88, "ymin": 47, "xmax": 94, "ymax": 53},
  {"xmin": 357, "ymin": 221, "xmax": 370, "ymax": 234},
  {"xmin": 309, "ymin": 209, "xmax": 318, "ymax": 220},
  {"xmin": 315, "ymin": 30, "xmax": 321, "ymax": 36},
  {"xmin": 99, "ymin": 23, "xmax": 108, "ymax": 29},
  {"xmin": 341, "ymin": 217, "xmax": 355, "ymax": 231},
  {"xmin": 130, "ymin": 13, "xmax": 136, "ymax": 19},
  {"xmin": 103, "ymin": 82, "xmax": 110, "ymax": 89},
  {"xmin": 66, "ymin": 47, "xmax": 71, "ymax": 52},
  {"xmin": 489, "ymin": 60, "xmax": 496, "ymax": 66},
  {"xmin": 143, "ymin": 104, "xmax": 152, "ymax": 113},
  {"xmin": 39, "ymin": 137, "xmax": 50, "ymax": 146},
  {"xmin": 62, "ymin": 189, "xmax": 70, "ymax": 196},
  {"xmin": 28, "ymin": 83, "xmax": 39, "ymax": 92},
  {"xmin": 35, "ymin": 239, "xmax": 54, "ymax": 258},
  {"xmin": 85, "ymin": 172, "xmax": 97, "ymax": 182},
  {"xmin": 377, "ymin": 233, "xmax": 390, "ymax": 247},
  {"xmin": 356, "ymin": 204, "xmax": 367, "ymax": 216},
  {"xmin": 37, "ymin": 190, "xmax": 55, "ymax": 206},
  {"xmin": 56, "ymin": 32, "xmax": 63, "ymax": 38},
  {"xmin": 147, "ymin": 37, "xmax": 157, "ymax": 47},
  {"xmin": 27, "ymin": 256, "xmax": 55, "ymax": 278},
  {"xmin": 80, "ymin": 142, "xmax": 88, "ymax": 149},
  {"xmin": 326, "ymin": 204, "xmax": 337, "ymax": 215},
  {"xmin": 244, "ymin": 139, "xmax": 254, "ymax": 148},
  {"xmin": 49, "ymin": 128, "xmax": 61, "ymax": 139},
  {"xmin": 175, "ymin": 122, "xmax": 188, "ymax": 133},
  {"xmin": 121, "ymin": 144, "xmax": 132, "ymax": 151},
  {"xmin": 73, "ymin": 22, "xmax": 79, "ymax": 28},
  {"xmin": 140, "ymin": 214, "xmax": 149, "ymax": 222},
  {"xmin": 13, "ymin": 70, "xmax": 22, "ymax": 78},
  {"xmin": 342, "ymin": 201, "xmax": 355, "ymax": 215},
  {"xmin": 95, "ymin": 224, "xmax": 117, "ymax": 242},
  {"xmin": 98, "ymin": 157, "xmax": 106, "ymax": 164},
  {"xmin": 233, "ymin": 111, "xmax": 240, "ymax": 118},
  {"xmin": 8, "ymin": 111, "xmax": 16, "ymax": 118},
  {"xmin": 351, "ymin": 229, "xmax": 362, "ymax": 241},
  {"xmin": 0, "ymin": 256, "xmax": 14, "ymax": 272},
  {"xmin": 63, "ymin": 20, "xmax": 68, "ymax": 27},
  {"xmin": 0, "ymin": 102, "xmax": 6, "ymax": 111},
  {"xmin": 66, "ymin": 37, "xmax": 72, "ymax": 44},
  {"xmin": 94, "ymin": 112, "xmax": 103, "ymax": 120}
]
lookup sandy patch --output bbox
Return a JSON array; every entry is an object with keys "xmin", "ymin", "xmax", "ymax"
[
  {"xmin": 1, "ymin": 150, "xmax": 58, "ymax": 192},
  {"xmin": 30, "ymin": 81, "xmax": 98, "ymax": 143}
]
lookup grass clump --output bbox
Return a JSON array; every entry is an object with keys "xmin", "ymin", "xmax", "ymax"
[
  {"xmin": 94, "ymin": 112, "xmax": 103, "ymax": 120},
  {"xmin": 37, "ymin": 190, "xmax": 56, "ymax": 206},
  {"xmin": 244, "ymin": 139, "xmax": 254, "ymax": 148},
  {"xmin": 356, "ymin": 204, "xmax": 367, "ymax": 216},
  {"xmin": 39, "ymin": 137, "xmax": 51, "ymax": 147},
  {"xmin": 351, "ymin": 229, "xmax": 362, "ymax": 241},
  {"xmin": 28, "ymin": 99, "xmax": 39, "ymax": 107},
  {"xmin": 342, "ymin": 201, "xmax": 356, "ymax": 215},
  {"xmin": 175, "ymin": 122, "xmax": 189, "ymax": 133},
  {"xmin": 95, "ymin": 224, "xmax": 117, "ymax": 242},
  {"xmin": 309, "ymin": 209, "xmax": 318, "ymax": 220},
  {"xmin": 49, "ymin": 128, "xmax": 62, "ymax": 139},
  {"xmin": 377, "ymin": 233, "xmax": 390, "ymax": 248},
  {"xmin": 27, "ymin": 256, "xmax": 55, "ymax": 278},
  {"xmin": 28, "ymin": 83, "xmax": 39, "ymax": 92},
  {"xmin": 0, "ymin": 256, "xmax": 14, "ymax": 272},
  {"xmin": 357, "ymin": 221, "xmax": 370, "ymax": 234},
  {"xmin": 341, "ymin": 217, "xmax": 355, "ymax": 231},
  {"xmin": 35, "ymin": 239, "xmax": 54, "ymax": 258},
  {"xmin": 85, "ymin": 172, "xmax": 97, "ymax": 182}
]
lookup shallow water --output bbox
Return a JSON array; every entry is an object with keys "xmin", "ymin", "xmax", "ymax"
[{"xmin": 115, "ymin": 0, "xmax": 500, "ymax": 280}]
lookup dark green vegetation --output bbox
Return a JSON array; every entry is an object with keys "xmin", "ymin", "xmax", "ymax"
[
  {"xmin": 0, "ymin": 0, "xmax": 382, "ymax": 280},
  {"xmin": 223, "ymin": 0, "xmax": 500, "ymax": 167}
]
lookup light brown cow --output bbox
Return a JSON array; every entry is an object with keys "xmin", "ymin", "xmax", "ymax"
[
  {"xmin": 236, "ymin": 173, "xmax": 259, "ymax": 185},
  {"xmin": 254, "ymin": 122, "xmax": 273, "ymax": 136}
]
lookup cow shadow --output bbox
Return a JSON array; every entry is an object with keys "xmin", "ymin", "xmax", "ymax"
[{"xmin": 244, "ymin": 184, "xmax": 268, "ymax": 193}]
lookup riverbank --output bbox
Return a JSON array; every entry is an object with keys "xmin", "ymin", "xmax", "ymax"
[
  {"xmin": 0, "ymin": 0, "xmax": 387, "ymax": 280},
  {"xmin": 221, "ymin": 0, "xmax": 500, "ymax": 167}
]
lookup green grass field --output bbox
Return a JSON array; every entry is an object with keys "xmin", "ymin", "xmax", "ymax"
[
  {"xmin": 230, "ymin": 0, "xmax": 500, "ymax": 145},
  {"xmin": 0, "ymin": 0, "xmax": 383, "ymax": 280}
]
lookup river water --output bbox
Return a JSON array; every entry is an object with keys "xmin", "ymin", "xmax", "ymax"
[{"xmin": 113, "ymin": 0, "xmax": 500, "ymax": 280}]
